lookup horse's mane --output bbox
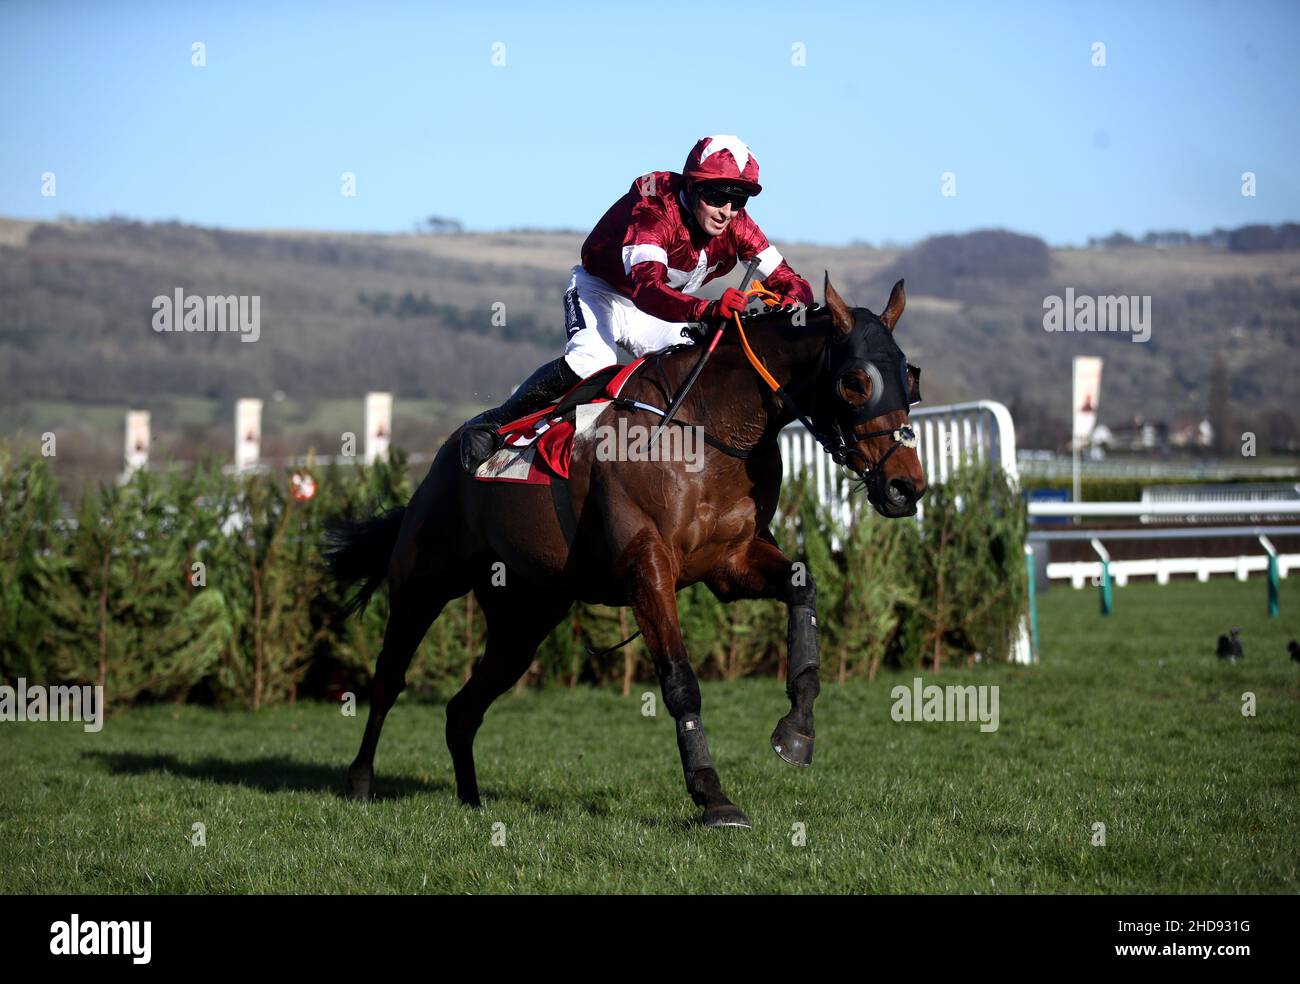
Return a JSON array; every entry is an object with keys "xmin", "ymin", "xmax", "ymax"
[
  {"xmin": 650, "ymin": 302, "xmax": 836, "ymax": 374},
  {"xmin": 720, "ymin": 302, "xmax": 835, "ymax": 348},
  {"xmin": 737, "ymin": 302, "xmax": 830, "ymax": 327}
]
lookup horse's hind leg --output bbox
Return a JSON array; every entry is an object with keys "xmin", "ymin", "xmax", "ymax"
[
  {"xmin": 348, "ymin": 445, "xmax": 475, "ymax": 799},
  {"xmin": 348, "ymin": 577, "xmax": 453, "ymax": 800},
  {"xmin": 446, "ymin": 588, "xmax": 571, "ymax": 807}
]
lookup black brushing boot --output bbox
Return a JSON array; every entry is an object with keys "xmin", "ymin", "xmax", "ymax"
[{"xmin": 459, "ymin": 356, "xmax": 582, "ymax": 474}]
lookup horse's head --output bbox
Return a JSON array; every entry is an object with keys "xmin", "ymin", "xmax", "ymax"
[{"xmin": 814, "ymin": 275, "xmax": 926, "ymax": 518}]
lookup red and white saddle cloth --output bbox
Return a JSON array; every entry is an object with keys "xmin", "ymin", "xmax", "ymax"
[{"xmin": 473, "ymin": 358, "xmax": 647, "ymax": 486}]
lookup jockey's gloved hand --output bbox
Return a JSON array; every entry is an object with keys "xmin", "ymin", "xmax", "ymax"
[{"xmin": 705, "ymin": 287, "xmax": 748, "ymax": 325}]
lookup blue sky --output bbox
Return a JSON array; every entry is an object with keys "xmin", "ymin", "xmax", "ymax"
[{"xmin": 1, "ymin": 0, "xmax": 1296, "ymax": 246}]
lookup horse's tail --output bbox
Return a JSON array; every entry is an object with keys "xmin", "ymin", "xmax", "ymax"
[{"xmin": 322, "ymin": 507, "xmax": 406, "ymax": 618}]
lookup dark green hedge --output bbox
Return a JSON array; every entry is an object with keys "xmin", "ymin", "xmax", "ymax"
[{"xmin": 0, "ymin": 448, "xmax": 1026, "ymax": 707}]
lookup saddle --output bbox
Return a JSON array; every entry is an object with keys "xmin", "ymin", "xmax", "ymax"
[{"xmin": 472, "ymin": 358, "xmax": 648, "ymax": 485}]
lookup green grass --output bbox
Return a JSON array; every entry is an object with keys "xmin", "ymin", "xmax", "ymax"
[{"xmin": 3, "ymin": 578, "xmax": 1298, "ymax": 894}]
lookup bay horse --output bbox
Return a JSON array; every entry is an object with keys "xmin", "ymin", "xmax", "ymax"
[{"xmin": 324, "ymin": 275, "xmax": 925, "ymax": 827}]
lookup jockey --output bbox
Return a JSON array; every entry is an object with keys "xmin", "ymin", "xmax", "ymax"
[{"xmin": 460, "ymin": 134, "xmax": 815, "ymax": 473}]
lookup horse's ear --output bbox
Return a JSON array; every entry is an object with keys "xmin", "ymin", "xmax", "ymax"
[
  {"xmin": 880, "ymin": 279, "xmax": 906, "ymax": 330},
  {"xmin": 824, "ymin": 271, "xmax": 854, "ymax": 337}
]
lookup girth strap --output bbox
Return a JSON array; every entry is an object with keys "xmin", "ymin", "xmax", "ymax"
[{"xmin": 605, "ymin": 398, "xmax": 775, "ymax": 460}]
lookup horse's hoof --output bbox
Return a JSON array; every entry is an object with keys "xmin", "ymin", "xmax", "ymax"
[
  {"xmin": 771, "ymin": 720, "xmax": 814, "ymax": 767},
  {"xmin": 700, "ymin": 804, "xmax": 753, "ymax": 829},
  {"xmin": 348, "ymin": 776, "xmax": 371, "ymax": 801}
]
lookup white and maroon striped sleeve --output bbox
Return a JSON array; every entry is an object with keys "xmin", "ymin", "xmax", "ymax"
[{"xmin": 622, "ymin": 197, "xmax": 711, "ymax": 323}]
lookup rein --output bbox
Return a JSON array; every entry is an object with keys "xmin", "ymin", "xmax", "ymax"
[
  {"xmin": 583, "ymin": 288, "xmax": 917, "ymax": 660},
  {"xmin": 618, "ymin": 285, "xmax": 917, "ymax": 480},
  {"xmin": 727, "ymin": 287, "xmax": 917, "ymax": 485}
]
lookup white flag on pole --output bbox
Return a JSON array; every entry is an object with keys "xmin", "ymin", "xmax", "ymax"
[{"xmin": 1072, "ymin": 357, "xmax": 1103, "ymax": 447}]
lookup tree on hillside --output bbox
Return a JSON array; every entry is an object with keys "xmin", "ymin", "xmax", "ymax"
[
  {"xmin": 419, "ymin": 216, "xmax": 463, "ymax": 235},
  {"xmin": 883, "ymin": 230, "xmax": 1051, "ymax": 299}
]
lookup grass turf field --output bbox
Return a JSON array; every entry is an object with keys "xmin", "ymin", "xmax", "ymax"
[{"xmin": 2, "ymin": 578, "xmax": 1297, "ymax": 894}]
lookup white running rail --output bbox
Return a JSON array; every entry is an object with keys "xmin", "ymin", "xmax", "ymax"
[
  {"xmin": 778, "ymin": 400, "xmax": 1033, "ymax": 664},
  {"xmin": 778, "ymin": 399, "xmax": 1020, "ymax": 526}
]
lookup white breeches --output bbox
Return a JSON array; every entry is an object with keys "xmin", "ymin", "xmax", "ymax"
[{"xmin": 561, "ymin": 265, "xmax": 696, "ymax": 377}]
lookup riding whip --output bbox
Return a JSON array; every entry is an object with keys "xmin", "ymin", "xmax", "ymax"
[{"xmin": 647, "ymin": 257, "xmax": 761, "ymax": 450}]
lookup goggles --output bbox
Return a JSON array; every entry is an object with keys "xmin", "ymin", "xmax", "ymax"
[{"xmin": 695, "ymin": 184, "xmax": 750, "ymax": 210}]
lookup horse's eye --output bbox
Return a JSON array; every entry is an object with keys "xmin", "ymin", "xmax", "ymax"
[{"xmin": 836, "ymin": 370, "xmax": 870, "ymax": 404}]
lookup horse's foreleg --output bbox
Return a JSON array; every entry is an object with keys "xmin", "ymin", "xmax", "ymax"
[
  {"xmin": 773, "ymin": 570, "xmax": 819, "ymax": 767},
  {"xmin": 710, "ymin": 536, "xmax": 820, "ymax": 767},
  {"xmin": 625, "ymin": 534, "xmax": 750, "ymax": 828}
]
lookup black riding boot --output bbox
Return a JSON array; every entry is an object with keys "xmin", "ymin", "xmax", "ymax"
[{"xmin": 459, "ymin": 356, "xmax": 582, "ymax": 474}]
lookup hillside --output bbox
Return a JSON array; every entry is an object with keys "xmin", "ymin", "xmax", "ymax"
[{"xmin": 2, "ymin": 217, "xmax": 1298, "ymax": 483}]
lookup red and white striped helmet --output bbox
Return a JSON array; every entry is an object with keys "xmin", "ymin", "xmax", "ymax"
[{"xmin": 682, "ymin": 135, "xmax": 762, "ymax": 195}]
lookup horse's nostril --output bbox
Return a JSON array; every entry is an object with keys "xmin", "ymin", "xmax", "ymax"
[{"xmin": 887, "ymin": 479, "xmax": 916, "ymax": 504}]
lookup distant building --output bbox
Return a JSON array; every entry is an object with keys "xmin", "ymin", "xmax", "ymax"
[
  {"xmin": 1169, "ymin": 418, "xmax": 1213, "ymax": 450},
  {"xmin": 1097, "ymin": 416, "xmax": 1183, "ymax": 453}
]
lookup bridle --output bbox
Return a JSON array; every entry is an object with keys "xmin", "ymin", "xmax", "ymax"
[{"xmin": 729, "ymin": 288, "xmax": 920, "ymax": 499}]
